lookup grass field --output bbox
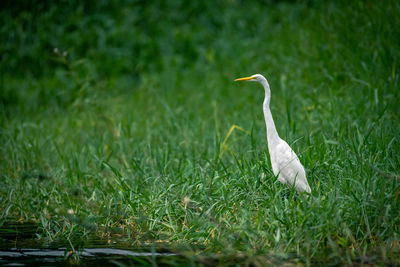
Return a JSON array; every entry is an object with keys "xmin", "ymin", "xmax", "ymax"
[{"xmin": 1, "ymin": 0, "xmax": 400, "ymax": 265}]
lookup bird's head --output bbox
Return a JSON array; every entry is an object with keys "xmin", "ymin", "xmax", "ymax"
[{"xmin": 234, "ymin": 74, "xmax": 266, "ymax": 83}]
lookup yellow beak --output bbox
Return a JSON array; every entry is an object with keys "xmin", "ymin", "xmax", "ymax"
[{"xmin": 234, "ymin": 76, "xmax": 255, "ymax": 82}]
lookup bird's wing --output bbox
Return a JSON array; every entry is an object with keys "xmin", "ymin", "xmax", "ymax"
[{"xmin": 271, "ymin": 140, "xmax": 311, "ymax": 193}]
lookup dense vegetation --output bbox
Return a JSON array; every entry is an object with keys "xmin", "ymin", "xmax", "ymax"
[{"xmin": 1, "ymin": 0, "xmax": 399, "ymax": 265}]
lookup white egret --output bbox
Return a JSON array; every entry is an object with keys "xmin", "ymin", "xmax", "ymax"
[{"xmin": 235, "ymin": 74, "xmax": 311, "ymax": 194}]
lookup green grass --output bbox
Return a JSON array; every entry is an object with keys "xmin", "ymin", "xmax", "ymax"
[{"xmin": 1, "ymin": 0, "xmax": 400, "ymax": 265}]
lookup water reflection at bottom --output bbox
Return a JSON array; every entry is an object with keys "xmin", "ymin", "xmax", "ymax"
[{"xmin": 0, "ymin": 248, "xmax": 178, "ymax": 266}]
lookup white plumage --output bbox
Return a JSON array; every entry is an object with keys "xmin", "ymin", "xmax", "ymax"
[{"xmin": 235, "ymin": 74, "xmax": 311, "ymax": 194}]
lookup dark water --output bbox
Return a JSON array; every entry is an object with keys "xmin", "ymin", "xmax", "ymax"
[
  {"xmin": 0, "ymin": 248, "xmax": 179, "ymax": 266},
  {"xmin": 0, "ymin": 222, "xmax": 185, "ymax": 266}
]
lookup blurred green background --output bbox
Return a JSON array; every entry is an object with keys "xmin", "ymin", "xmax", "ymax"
[{"xmin": 1, "ymin": 0, "xmax": 399, "ymax": 264}]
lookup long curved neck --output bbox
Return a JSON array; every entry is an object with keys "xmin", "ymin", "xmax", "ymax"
[{"xmin": 261, "ymin": 79, "xmax": 280, "ymax": 145}]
